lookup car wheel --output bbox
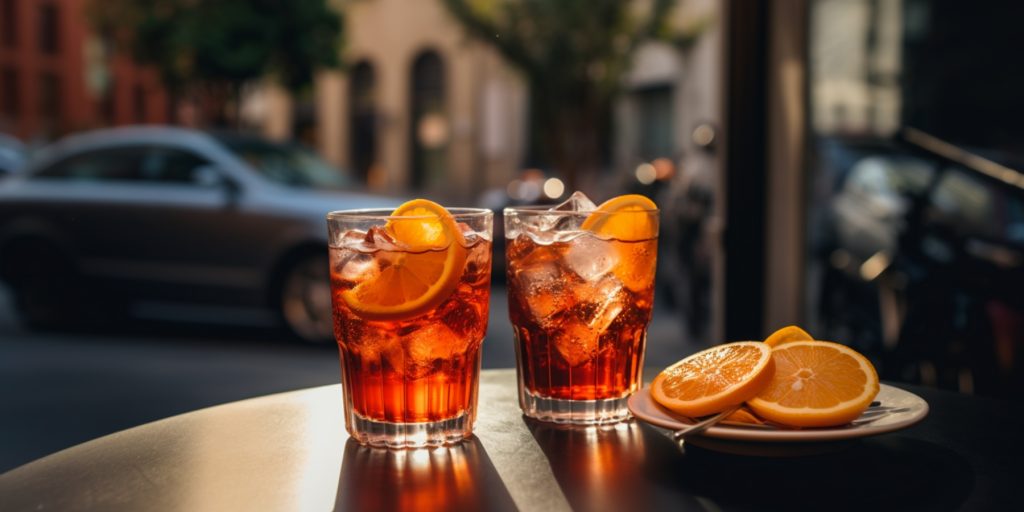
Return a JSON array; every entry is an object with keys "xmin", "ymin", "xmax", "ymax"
[
  {"xmin": 280, "ymin": 253, "xmax": 334, "ymax": 343},
  {"xmin": 5, "ymin": 240, "xmax": 77, "ymax": 329}
]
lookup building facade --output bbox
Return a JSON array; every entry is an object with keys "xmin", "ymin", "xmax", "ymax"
[
  {"xmin": 0, "ymin": 0, "xmax": 169, "ymax": 142},
  {"xmin": 301, "ymin": 0, "xmax": 528, "ymax": 201}
]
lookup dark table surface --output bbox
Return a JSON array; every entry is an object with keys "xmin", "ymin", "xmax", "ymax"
[{"xmin": 1, "ymin": 368, "xmax": 1021, "ymax": 511}]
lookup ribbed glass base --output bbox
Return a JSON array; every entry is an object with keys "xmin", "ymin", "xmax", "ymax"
[
  {"xmin": 347, "ymin": 412, "xmax": 473, "ymax": 448},
  {"xmin": 519, "ymin": 389, "xmax": 633, "ymax": 425}
]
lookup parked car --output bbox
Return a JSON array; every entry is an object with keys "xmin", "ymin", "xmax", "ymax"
[
  {"xmin": 814, "ymin": 132, "xmax": 1024, "ymax": 394},
  {"xmin": 0, "ymin": 134, "xmax": 26, "ymax": 177},
  {"xmin": 0, "ymin": 126, "xmax": 399, "ymax": 342}
]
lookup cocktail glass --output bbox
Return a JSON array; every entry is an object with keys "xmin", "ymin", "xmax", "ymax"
[
  {"xmin": 505, "ymin": 193, "xmax": 658, "ymax": 424},
  {"xmin": 328, "ymin": 206, "xmax": 492, "ymax": 447}
]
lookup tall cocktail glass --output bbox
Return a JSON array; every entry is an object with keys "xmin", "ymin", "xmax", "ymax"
[
  {"xmin": 505, "ymin": 194, "xmax": 658, "ymax": 424},
  {"xmin": 328, "ymin": 206, "xmax": 492, "ymax": 447}
]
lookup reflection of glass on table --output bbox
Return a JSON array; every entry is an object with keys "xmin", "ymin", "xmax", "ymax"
[
  {"xmin": 335, "ymin": 437, "xmax": 516, "ymax": 511},
  {"xmin": 525, "ymin": 419, "xmax": 656, "ymax": 512}
]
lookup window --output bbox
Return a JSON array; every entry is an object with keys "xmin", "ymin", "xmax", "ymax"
[
  {"xmin": 38, "ymin": 3, "xmax": 59, "ymax": 55},
  {"xmin": 38, "ymin": 72, "xmax": 60, "ymax": 134},
  {"xmin": 349, "ymin": 60, "xmax": 377, "ymax": 182},
  {"xmin": 1, "ymin": 0, "xmax": 16, "ymax": 48},
  {"xmin": 138, "ymin": 147, "xmax": 213, "ymax": 184},
  {"xmin": 409, "ymin": 51, "xmax": 447, "ymax": 189},
  {"xmin": 36, "ymin": 147, "xmax": 146, "ymax": 182},
  {"xmin": 215, "ymin": 134, "xmax": 349, "ymax": 189},
  {"xmin": 633, "ymin": 85, "xmax": 674, "ymax": 161},
  {"xmin": 1, "ymin": 67, "xmax": 17, "ymax": 118},
  {"xmin": 133, "ymin": 85, "xmax": 146, "ymax": 123},
  {"xmin": 804, "ymin": 1, "xmax": 1024, "ymax": 394},
  {"xmin": 99, "ymin": 80, "xmax": 116, "ymax": 124}
]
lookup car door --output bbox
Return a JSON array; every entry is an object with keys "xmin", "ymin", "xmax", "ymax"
[
  {"xmin": 21, "ymin": 145, "xmax": 151, "ymax": 277},
  {"xmin": 24, "ymin": 144, "xmax": 259, "ymax": 301},
  {"xmin": 103, "ymin": 145, "xmax": 268, "ymax": 302}
]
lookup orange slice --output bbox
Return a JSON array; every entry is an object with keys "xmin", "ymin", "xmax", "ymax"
[
  {"xmin": 764, "ymin": 325, "xmax": 813, "ymax": 347},
  {"xmin": 651, "ymin": 342, "xmax": 775, "ymax": 418},
  {"xmin": 581, "ymin": 194, "xmax": 659, "ymax": 291},
  {"xmin": 724, "ymin": 406, "xmax": 765, "ymax": 425},
  {"xmin": 340, "ymin": 199, "xmax": 467, "ymax": 321},
  {"xmin": 747, "ymin": 341, "xmax": 880, "ymax": 428},
  {"xmin": 581, "ymin": 194, "xmax": 658, "ymax": 241}
]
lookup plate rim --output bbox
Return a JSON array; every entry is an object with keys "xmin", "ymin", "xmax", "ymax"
[{"xmin": 628, "ymin": 383, "xmax": 929, "ymax": 442}]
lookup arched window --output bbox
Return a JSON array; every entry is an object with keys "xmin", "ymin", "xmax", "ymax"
[
  {"xmin": 349, "ymin": 60, "xmax": 377, "ymax": 183},
  {"xmin": 409, "ymin": 51, "xmax": 447, "ymax": 189}
]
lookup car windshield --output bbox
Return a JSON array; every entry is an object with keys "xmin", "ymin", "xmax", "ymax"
[{"xmin": 217, "ymin": 136, "xmax": 350, "ymax": 189}]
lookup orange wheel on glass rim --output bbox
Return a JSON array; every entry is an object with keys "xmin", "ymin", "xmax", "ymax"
[
  {"xmin": 581, "ymin": 194, "xmax": 658, "ymax": 241},
  {"xmin": 747, "ymin": 341, "xmax": 880, "ymax": 428},
  {"xmin": 763, "ymin": 325, "xmax": 813, "ymax": 347},
  {"xmin": 340, "ymin": 199, "xmax": 467, "ymax": 321},
  {"xmin": 651, "ymin": 342, "xmax": 775, "ymax": 418},
  {"xmin": 581, "ymin": 194, "xmax": 659, "ymax": 291}
]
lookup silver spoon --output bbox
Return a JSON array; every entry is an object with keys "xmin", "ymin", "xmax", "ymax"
[{"xmin": 672, "ymin": 404, "xmax": 742, "ymax": 442}]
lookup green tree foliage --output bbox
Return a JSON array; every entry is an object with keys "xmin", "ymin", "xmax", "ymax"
[
  {"xmin": 89, "ymin": 0, "xmax": 342, "ymax": 121},
  {"xmin": 443, "ymin": 0, "xmax": 698, "ymax": 186}
]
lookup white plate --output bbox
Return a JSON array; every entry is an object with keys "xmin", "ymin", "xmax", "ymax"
[{"xmin": 628, "ymin": 383, "xmax": 929, "ymax": 443}]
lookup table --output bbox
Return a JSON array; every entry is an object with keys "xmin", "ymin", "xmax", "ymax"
[{"xmin": 1, "ymin": 369, "xmax": 1021, "ymax": 511}]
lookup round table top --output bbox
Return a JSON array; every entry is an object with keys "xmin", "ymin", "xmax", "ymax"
[{"xmin": 1, "ymin": 368, "xmax": 1021, "ymax": 511}]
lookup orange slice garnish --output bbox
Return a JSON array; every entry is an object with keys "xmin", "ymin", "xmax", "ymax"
[
  {"xmin": 652, "ymin": 342, "xmax": 775, "ymax": 418},
  {"xmin": 763, "ymin": 325, "xmax": 813, "ymax": 347},
  {"xmin": 747, "ymin": 341, "xmax": 880, "ymax": 428},
  {"xmin": 581, "ymin": 194, "xmax": 659, "ymax": 291},
  {"xmin": 581, "ymin": 194, "xmax": 659, "ymax": 241},
  {"xmin": 340, "ymin": 199, "xmax": 467, "ymax": 321}
]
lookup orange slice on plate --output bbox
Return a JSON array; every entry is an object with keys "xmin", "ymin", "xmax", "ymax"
[
  {"xmin": 747, "ymin": 341, "xmax": 880, "ymax": 428},
  {"xmin": 581, "ymin": 194, "xmax": 659, "ymax": 291},
  {"xmin": 651, "ymin": 342, "xmax": 775, "ymax": 418},
  {"xmin": 764, "ymin": 325, "xmax": 813, "ymax": 347},
  {"xmin": 724, "ymin": 406, "xmax": 765, "ymax": 425},
  {"xmin": 340, "ymin": 199, "xmax": 467, "ymax": 321}
]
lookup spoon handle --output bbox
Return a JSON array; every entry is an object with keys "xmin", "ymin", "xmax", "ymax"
[{"xmin": 672, "ymin": 404, "xmax": 742, "ymax": 441}]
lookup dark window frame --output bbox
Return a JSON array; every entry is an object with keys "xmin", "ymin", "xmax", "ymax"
[
  {"xmin": 38, "ymin": 2, "xmax": 60, "ymax": 55},
  {"xmin": 1, "ymin": 0, "xmax": 17, "ymax": 48},
  {"xmin": 1, "ymin": 66, "xmax": 18, "ymax": 118}
]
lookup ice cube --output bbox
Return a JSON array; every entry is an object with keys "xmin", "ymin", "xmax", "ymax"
[
  {"xmin": 564, "ymin": 234, "xmax": 619, "ymax": 281},
  {"xmin": 403, "ymin": 322, "xmax": 464, "ymax": 379},
  {"xmin": 511, "ymin": 256, "xmax": 570, "ymax": 323},
  {"xmin": 523, "ymin": 223, "xmax": 558, "ymax": 245},
  {"xmin": 517, "ymin": 263, "xmax": 567, "ymax": 320},
  {"xmin": 531, "ymin": 191, "xmax": 597, "ymax": 232},
  {"xmin": 551, "ymin": 191, "xmax": 597, "ymax": 212},
  {"xmin": 439, "ymin": 288, "xmax": 487, "ymax": 339},
  {"xmin": 336, "ymin": 251, "xmax": 379, "ymax": 282},
  {"xmin": 584, "ymin": 277, "xmax": 626, "ymax": 332},
  {"xmin": 352, "ymin": 328, "xmax": 402, "ymax": 371},
  {"xmin": 553, "ymin": 320, "xmax": 600, "ymax": 366},
  {"xmin": 379, "ymin": 340, "xmax": 406, "ymax": 374},
  {"xmin": 364, "ymin": 226, "xmax": 405, "ymax": 252},
  {"xmin": 550, "ymin": 278, "xmax": 626, "ymax": 366},
  {"xmin": 338, "ymin": 229, "xmax": 370, "ymax": 250}
]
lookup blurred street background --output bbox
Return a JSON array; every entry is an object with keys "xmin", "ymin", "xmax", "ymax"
[{"xmin": 3, "ymin": 0, "xmax": 1024, "ymax": 473}]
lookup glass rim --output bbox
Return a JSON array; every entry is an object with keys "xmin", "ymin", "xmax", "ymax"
[
  {"xmin": 327, "ymin": 207, "xmax": 493, "ymax": 221},
  {"xmin": 503, "ymin": 205, "xmax": 659, "ymax": 215}
]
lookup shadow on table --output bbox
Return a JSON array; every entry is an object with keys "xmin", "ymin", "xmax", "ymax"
[
  {"xmin": 528, "ymin": 418, "xmax": 973, "ymax": 512},
  {"xmin": 334, "ymin": 436, "xmax": 517, "ymax": 511},
  {"xmin": 526, "ymin": 418, "xmax": 702, "ymax": 510},
  {"xmin": 647, "ymin": 434, "xmax": 975, "ymax": 511}
]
